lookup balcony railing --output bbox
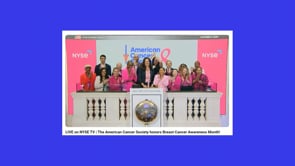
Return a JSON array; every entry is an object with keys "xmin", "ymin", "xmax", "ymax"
[{"xmin": 70, "ymin": 90, "xmax": 221, "ymax": 127}]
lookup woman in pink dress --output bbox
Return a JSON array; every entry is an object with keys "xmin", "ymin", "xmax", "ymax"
[
  {"xmin": 122, "ymin": 60, "xmax": 137, "ymax": 92},
  {"xmin": 152, "ymin": 67, "xmax": 170, "ymax": 92},
  {"xmin": 108, "ymin": 67, "xmax": 122, "ymax": 91},
  {"xmin": 168, "ymin": 69, "xmax": 181, "ymax": 91}
]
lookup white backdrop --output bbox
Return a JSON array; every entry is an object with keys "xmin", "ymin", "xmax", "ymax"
[{"xmin": 96, "ymin": 40, "xmax": 198, "ymax": 69}]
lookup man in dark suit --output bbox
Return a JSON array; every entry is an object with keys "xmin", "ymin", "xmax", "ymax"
[
  {"xmin": 95, "ymin": 54, "xmax": 112, "ymax": 77},
  {"xmin": 165, "ymin": 60, "xmax": 174, "ymax": 76}
]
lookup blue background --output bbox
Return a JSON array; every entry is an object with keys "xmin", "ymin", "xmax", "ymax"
[{"xmin": 1, "ymin": 0, "xmax": 294, "ymax": 165}]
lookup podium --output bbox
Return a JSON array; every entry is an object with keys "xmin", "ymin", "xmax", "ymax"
[{"xmin": 130, "ymin": 88, "xmax": 164, "ymax": 127}]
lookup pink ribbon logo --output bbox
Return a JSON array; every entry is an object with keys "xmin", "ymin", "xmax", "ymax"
[{"xmin": 160, "ymin": 48, "xmax": 171, "ymax": 63}]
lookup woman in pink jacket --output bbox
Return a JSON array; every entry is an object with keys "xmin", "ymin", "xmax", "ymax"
[
  {"xmin": 152, "ymin": 67, "xmax": 170, "ymax": 92},
  {"xmin": 180, "ymin": 66, "xmax": 193, "ymax": 91},
  {"xmin": 122, "ymin": 60, "xmax": 137, "ymax": 92},
  {"xmin": 169, "ymin": 69, "xmax": 181, "ymax": 91},
  {"xmin": 108, "ymin": 67, "xmax": 122, "ymax": 91},
  {"xmin": 192, "ymin": 67, "xmax": 208, "ymax": 91}
]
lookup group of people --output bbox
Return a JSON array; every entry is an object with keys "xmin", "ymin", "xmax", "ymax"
[{"xmin": 80, "ymin": 54, "xmax": 209, "ymax": 92}]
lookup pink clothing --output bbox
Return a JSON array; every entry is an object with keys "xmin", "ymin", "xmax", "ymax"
[
  {"xmin": 180, "ymin": 75, "xmax": 192, "ymax": 86},
  {"xmin": 108, "ymin": 76, "xmax": 122, "ymax": 91},
  {"xmin": 169, "ymin": 75, "xmax": 181, "ymax": 91},
  {"xmin": 145, "ymin": 70, "xmax": 151, "ymax": 83},
  {"xmin": 122, "ymin": 67, "xmax": 137, "ymax": 92},
  {"xmin": 153, "ymin": 75, "xmax": 170, "ymax": 92},
  {"xmin": 191, "ymin": 73, "xmax": 209, "ymax": 91}
]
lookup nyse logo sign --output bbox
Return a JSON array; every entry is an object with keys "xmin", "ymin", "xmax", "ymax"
[
  {"xmin": 72, "ymin": 49, "xmax": 93, "ymax": 59},
  {"xmin": 202, "ymin": 49, "xmax": 222, "ymax": 58}
]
